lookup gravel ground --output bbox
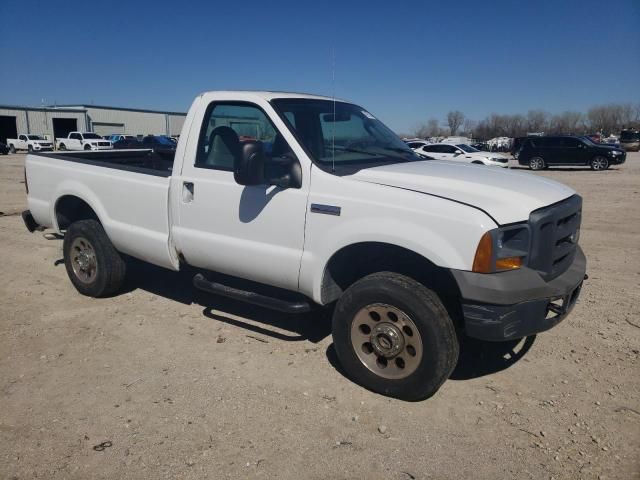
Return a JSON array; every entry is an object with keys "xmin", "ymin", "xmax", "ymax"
[{"xmin": 1, "ymin": 152, "xmax": 639, "ymax": 480}]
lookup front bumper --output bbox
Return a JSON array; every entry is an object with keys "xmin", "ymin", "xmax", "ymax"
[{"xmin": 452, "ymin": 247, "xmax": 586, "ymax": 341}]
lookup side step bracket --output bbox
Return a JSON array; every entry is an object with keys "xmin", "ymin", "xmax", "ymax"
[{"xmin": 192, "ymin": 273, "xmax": 311, "ymax": 314}]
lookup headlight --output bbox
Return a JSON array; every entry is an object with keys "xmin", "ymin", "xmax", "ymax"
[
  {"xmin": 608, "ymin": 150, "xmax": 621, "ymax": 156},
  {"xmin": 472, "ymin": 224, "xmax": 530, "ymax": 273}
]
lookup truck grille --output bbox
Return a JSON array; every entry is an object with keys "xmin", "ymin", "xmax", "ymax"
[
  {"xmin": 98, "ymin": 142, "xmax": 110, "ymax": 147},
  {"xmin": 527, "ymin": 195, "xmax": 582, "ymax": 280}
]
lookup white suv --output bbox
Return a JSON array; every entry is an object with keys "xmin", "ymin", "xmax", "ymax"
[{"xmin": 417, "ymin": 143, "xmax": 509, "ymax": 167}]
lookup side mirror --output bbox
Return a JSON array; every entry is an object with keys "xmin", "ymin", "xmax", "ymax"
[
  {"xmin": 267, "ymin": 153, "xmax": 302, "ymax": 189},
  {"xmin": 455, "ymin": 150, "xmax": 463, "ymax": 155},
  {"xmin": 235, "ymin": 141, "xmax": 265, "ymax": 186}
]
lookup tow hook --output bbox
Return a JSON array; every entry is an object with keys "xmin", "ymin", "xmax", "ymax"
[{"xmin": 584, "ymin": 274, "xmax": 589, "ymax": 280}]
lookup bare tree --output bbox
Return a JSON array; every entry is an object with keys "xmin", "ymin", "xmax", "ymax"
[
  {"xmin": 526, "ymin": 110, "xmax": 550, "ymax": 134},
  {"xmin": 550, "ymin": 111, "xmax": 584, "ymax": 134},
  {"xmin": 447, "ymin": 111, "xmax": 465, "ymax": 136}
]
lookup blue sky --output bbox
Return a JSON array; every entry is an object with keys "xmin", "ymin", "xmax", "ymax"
[{"xmin": 1, "ymin": 0, "xmax": 638, "ymax": 132}]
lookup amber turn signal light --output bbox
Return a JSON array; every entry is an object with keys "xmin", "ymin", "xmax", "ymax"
[
  {"xmin": 472, "ymin": 232, "xmax": 493, "ymax": 273},
  {"xmin": 496, "ymin": 256, "xmax": 522, "ymax": 270}
]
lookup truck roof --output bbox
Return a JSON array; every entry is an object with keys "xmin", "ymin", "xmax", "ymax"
[{"xmin": 198, "ymin": 90, "xmax": 346, "ymax": 103}]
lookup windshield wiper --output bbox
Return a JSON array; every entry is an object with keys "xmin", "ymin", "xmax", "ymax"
[{"xmin": 332, "ymin": 146, "xmax": 384, "ymax": 156}]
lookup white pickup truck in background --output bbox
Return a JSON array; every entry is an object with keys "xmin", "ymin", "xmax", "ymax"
[
  {"xmin": 22, "ymin": 91, "xmax": 587, "ymax": 400},
  {"xmin": 55, "ymin": 132, "xmax": 113, "ymax": 151},
  {"xmin": 6, "ymin": 134, "xmax": 54, "ymax": 153}
]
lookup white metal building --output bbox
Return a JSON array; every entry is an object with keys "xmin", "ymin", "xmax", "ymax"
[{"xmin": 0, "ymin": 104, "xmax": 186, "ymax": 144}]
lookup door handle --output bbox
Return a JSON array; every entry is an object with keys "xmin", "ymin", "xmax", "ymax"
[{"xmin": 182, "ymin": 182, "xmax": 194, "ymax": 203}]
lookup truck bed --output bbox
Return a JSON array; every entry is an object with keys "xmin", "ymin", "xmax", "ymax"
[{"xmin": 34, "ymin": 149, "xmax": 174, "ymax": 177}]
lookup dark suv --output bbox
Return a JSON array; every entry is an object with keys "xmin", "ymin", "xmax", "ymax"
[{"xmin": 517, "ymin": 135, "xmax": 626, "ymax": 171}]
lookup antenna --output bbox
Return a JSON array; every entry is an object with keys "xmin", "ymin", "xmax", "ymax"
[{"xmin": 331, "ymin": 47, "xmax": 336, "ymax": 173}]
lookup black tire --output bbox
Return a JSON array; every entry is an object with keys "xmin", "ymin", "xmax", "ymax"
[
  {"xmin": 84, "ymin": 144, "xmax": 92, "ymax": 151},
  {"xmin": 529, "ymin": 156, "xmax": 545, "ymax": 170},
  {"xmin": 590, "ymin": 156, "xmax": 609, "ymax": 171},
  {"xmin": 63, "ymin": 219, "xmax": 126, "ymax": 297},
  {"xmin": 332, "ymin": 272, "xmax": 459, "ymax": 401},
  {"xmin": 9, "ymin": 144, "xmax": 16, "ymax": 154},
  {"xmin": 28, "ymin": 145, "xmax": 33, "ymax": 153},
  {"xmin": 59, "ymin": 143, "xmax": 66, "ymax": 151},
  {"xmin": 471, "ymin": 160, "xmax": 484, "ymax": 165}
]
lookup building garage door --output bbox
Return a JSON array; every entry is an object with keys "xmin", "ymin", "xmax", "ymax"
[
  {"xmin": 0, "ymin": 116, "xmax": 18, "ymax": 144},
  {"xmin": 52, "ymin": 118, "xmax": 78, "ymax": 140},
  {"xmin": 92, "ymin": 122, "xmax": 125, "ymax": 136}
]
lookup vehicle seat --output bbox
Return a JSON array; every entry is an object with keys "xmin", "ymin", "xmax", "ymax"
[{"xmin": 206, "ymin": 126, "xmax": 241, "ymax": 169}]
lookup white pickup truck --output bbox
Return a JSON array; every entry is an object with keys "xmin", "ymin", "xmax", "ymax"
[
  {"xmin": 56, "ymin": 132, "xmax": 113, "ymax": 151},
  {"xmin": 6, "ymin": 134, "xmax": 54, "ymax": 153},
  {"xmin": 22, "ymin": 91, "xmax": 587, "ymax": 400}
]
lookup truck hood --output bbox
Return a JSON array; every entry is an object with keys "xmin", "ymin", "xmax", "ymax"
[{"xmin": 350, "ymin": 160, "xmax": 576, "ymax": 225}]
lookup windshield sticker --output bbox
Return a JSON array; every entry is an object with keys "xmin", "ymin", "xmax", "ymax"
[{"xmin": 362, "ymin": 110, "xmax": 376, "ymax": 119}]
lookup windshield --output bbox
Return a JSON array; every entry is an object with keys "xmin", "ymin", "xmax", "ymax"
[
  {"xmin": 83, "ymin": 133, "xmax": 103, "ymax": 139},
  {"xmin": 271, "ymin": 99, "xmax": 420, "ymax": 170},
  {"xmin": 27, "ymin": 135, "xmax": 44, "ymax": 140},
  {"xmin": 581, "ymin": 136, "xmax": 597, "ymax": 145},
  {"xmin": 456, "ymin": 144, "xmax": 479, "ymax": 153}
]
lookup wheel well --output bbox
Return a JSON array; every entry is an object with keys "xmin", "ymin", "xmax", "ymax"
[
  {"xmin": 321, "ymin": 242, "xmax": 463, "ymax": 325},
  {"xmin": 55, "ymin": 195, "xmax": 99, "ymax": 230}
]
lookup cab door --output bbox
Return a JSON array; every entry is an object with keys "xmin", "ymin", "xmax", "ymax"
[{"xmin": 172, "ymin": 101, "xmax": 308, "ymax": 291}]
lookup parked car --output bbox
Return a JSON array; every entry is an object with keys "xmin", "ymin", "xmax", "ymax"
[
  {"xmin": 6, "ymin": 134, "xmax": 54, "ymax": 153},
  {"xmin": 112, "ymin": 136, "xmax": 144, "ymax": 149},
  {"xmin": 22, "ymin": 90, "xmax": 586, "ymax": 401},
  {"xmin": 516, "ymin": 135, "xmax": 626, "ymax": 171},
  {"xmin": 620, "ymin": 128, "xmax": 640, "ymax": 152},
  {"xmin": 56, "ymin": 132, "xmax": 113, "ymax": 151},
  {"xmin": 404, "ymin": 139, "xmax": 430, "ymax": 151},
  {"xmin": 0, "ymin": 142, "xmax": 9, "ymax": 155},
  {"xmin": 416, "ymin": 143, "xmax": 509, "ymax": 167},
  {"xmin": 142, "ymin": 135, "xmax": 177, "ymax": 157}
]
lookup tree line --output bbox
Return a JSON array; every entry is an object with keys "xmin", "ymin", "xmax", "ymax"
[{"xmin": 409, "ymin": 102, "xmax": 640, "ymax": 140}]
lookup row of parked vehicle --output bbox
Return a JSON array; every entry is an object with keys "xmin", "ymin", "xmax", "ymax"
[
  {"xmin": 2, "ymin": 132, "xmax": 178, "ymax": 157},
  {"xmin": 405, "ymin": 134, "xmax": 628, "ymax": 171}
]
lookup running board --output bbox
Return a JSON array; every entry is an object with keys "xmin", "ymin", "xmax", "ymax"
[{"xmin": 192, "ymin": 273, "xmax": 311, "ymax": 314}]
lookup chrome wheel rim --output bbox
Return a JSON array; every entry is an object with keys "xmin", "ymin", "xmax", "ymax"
[
  {"xmin": 592, "ymin": 157, "xmax": 607, "ymax": 170},
  {"xmin": 530, "ymin": 157, "xmax": 543, "ymax": 170},
  {"xmin": 350, "ymin": 303, "xmax": 423, "ymax": 379},
  {"xmin": 70, "ymin": 237, "xmax": 98, "ymax": 283}
]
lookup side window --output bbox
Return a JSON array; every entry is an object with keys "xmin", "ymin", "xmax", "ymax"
[
  {"xmin": 70, "ymin": 133, "xmax": 80, "ymax": 140},
  {"xmin": 195, "ymin": 102, "xmax": 284, "ymax": 171},
  {"xmin": 561, "ymin": 138, "xmax": 579, "ymax": 148},
  {"xmin": 546, "ymin": 137, "xmax": 562, "ymax": 148},
  {"xmin": 442, "ymin": 145, "xmax": 457, "ymax": 153},
  {"xmin": 426, "ymin": 145, "xmax": 442, "ymax": 153}
]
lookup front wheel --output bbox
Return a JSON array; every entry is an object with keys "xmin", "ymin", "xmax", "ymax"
[
  {"xmin": 63, "ymin": 219, "xmax": 126, "ymax": 297},
  {"xmin": 471, "ymin": 160, "xmax": 484, "ymax": 165},
  {"xmin": 58, "ymin": 143, "xmax": 66, "ymax": 151},
  {"xmin": 590, "ymin": 156, "xmax": 609, "ymax": 171},
  {"xmin": 84, "ymin": 144, "xmax": 92, "ymax": 151},
  {"xmin": 332, "ymin": 272, "xmax": 459, "ymax": 401}
]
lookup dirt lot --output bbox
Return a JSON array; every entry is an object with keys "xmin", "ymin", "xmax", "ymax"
[{"xmin": 1, "ymin": 152, "xmax": 639, "ymax": 480}]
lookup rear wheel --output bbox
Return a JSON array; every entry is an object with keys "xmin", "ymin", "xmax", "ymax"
[
  {"xmin": 27, "ymin": 145, "xmax": 33, "ymax": 153},
  {"xmin": 63, "ymin": 220, "xmax": 126, "ymax": 297},
  {"xmin": 332, "ymin": 272, "xmax": 459, "ymax": 401},
  {"xmin": 529, "ymin": 157, "xmax": 545, "ymax": 170},
  {"xmin": 9, "ymin": 144, "xmax": 15, "ymax": 153},
  {"xmin": 590, "ymin": 156, "xmax": 609, "ymax": 171}
]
